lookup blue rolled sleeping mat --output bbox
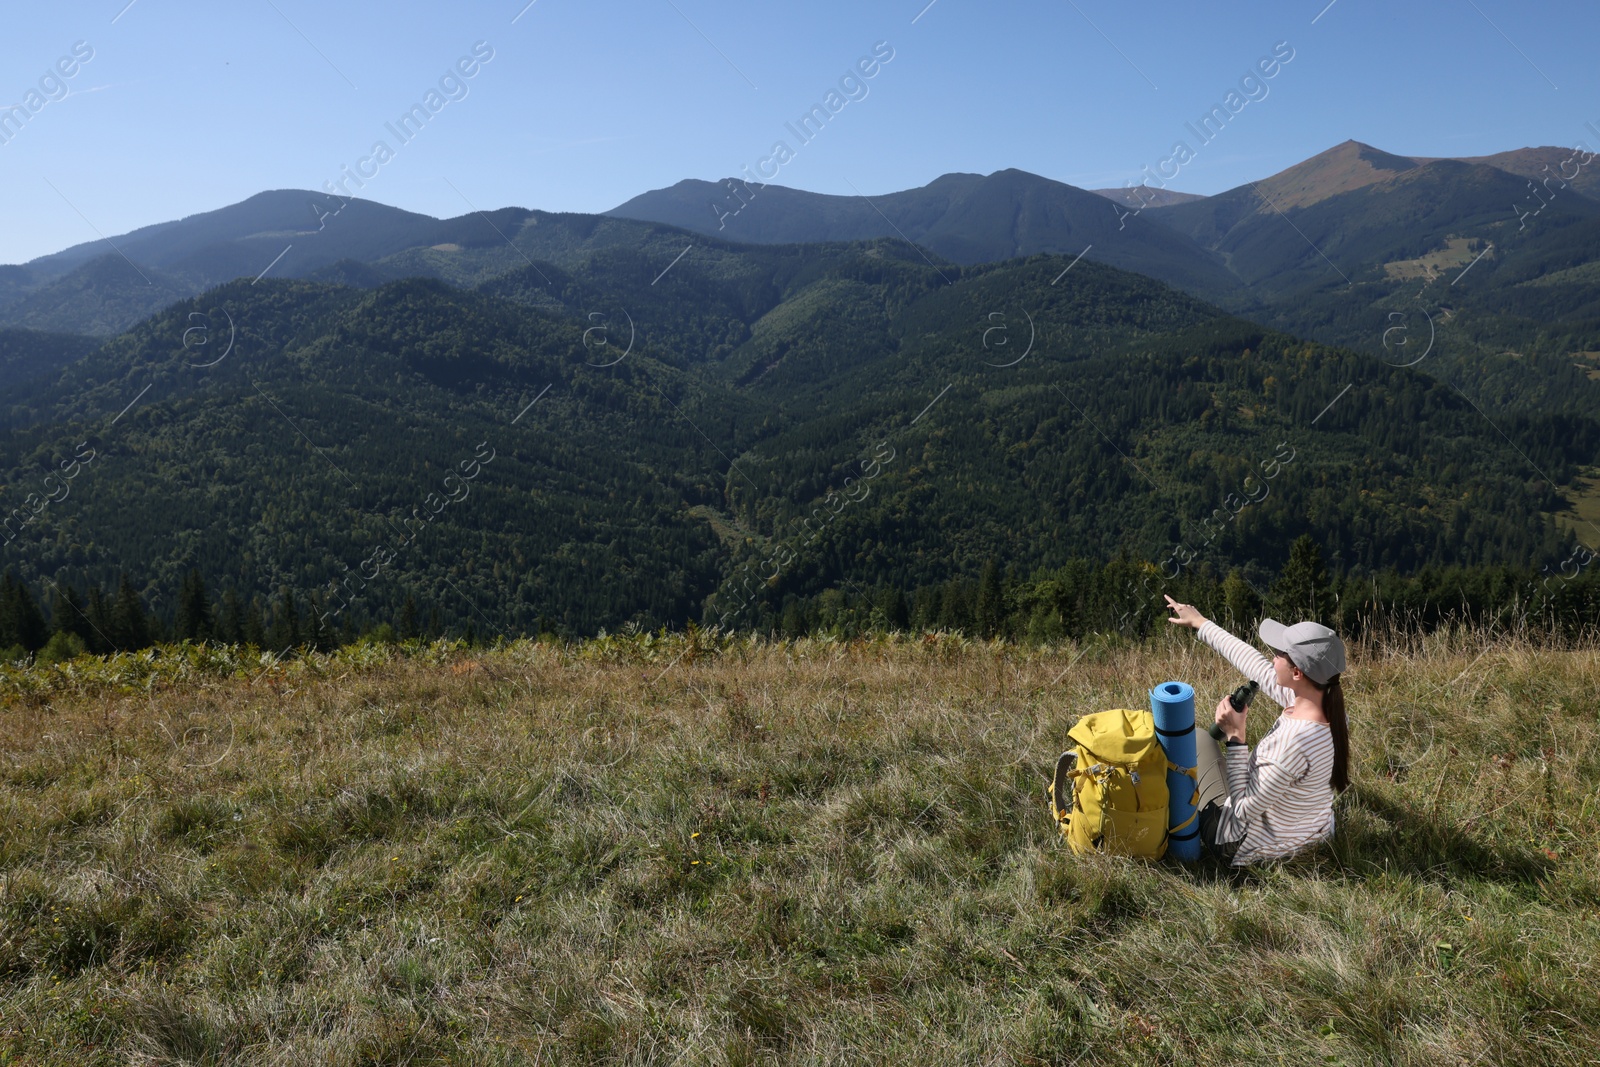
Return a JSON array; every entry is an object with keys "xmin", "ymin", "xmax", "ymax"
[{"xmin": 1150, "ymin": 680, "xmax": 1201, "ymax": 861}]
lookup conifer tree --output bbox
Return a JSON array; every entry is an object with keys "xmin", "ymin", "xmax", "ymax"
[
  {"xmin": 49, "ymin": 583, "xmax": 95, "ymax": 648},
  {"xmin": 242, "ymin": 596, "xmax": 267, "ymax": 648},
  {"xmin": 1223, "ymin": 569, "xmax": 1262, "ymax": 630},
  {"xmin": 976, "ymin": 560, "xmax": 1003, "ymax": 638},
  {"xmin": 85, "ymin": 584, "xmax": 115, "ymax": 654},
  {"xmin": 1271, "ymin": 535, "xmax": 1332, "ymax": 625},
  {"xmin": 937, "ymin": 581, "xmax": 975, "ymax": 633},
  {"xmin": 111, "ymin": 575, "xmax": 151, "ymax": 651},
  {"xmin": 176, "ymin": 569, "xmax": 213, "ymax": 642},
  {"xmin": 216, "ymin": 587, "xmax": 245, "ymax": 645},
  {"xmin": 879, "ymin": 586, "xmax": 910, "ymax": 631},
  {"xmin": 306, "ymin": 593, "xmax": 333, "ymax": 651},
  {"xmin": 399, "ymin": 595, "xmax": 420, "ymax": 641},
  {"xmin": 1, "ymin": 572, "xmax": 49, "ymax": 651},
  {"xmin": 270, "ymin": 588, "xmax": 301, "ymax": 651}
]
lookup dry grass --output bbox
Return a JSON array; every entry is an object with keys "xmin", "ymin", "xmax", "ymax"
[
  {"xmin": 1381, "ymin": 238, "xmax": 1486, "ymax": 281},
  {"xmin": 1, "ymin": 633, "xmax": 1597, "ymax": 1065},
  {"xmin": 1553, "ymin": 466, "xmax": 1600, "ymax": 539}
]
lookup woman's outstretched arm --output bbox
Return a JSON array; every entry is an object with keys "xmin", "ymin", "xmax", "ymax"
[{"xmin": 1164, "ymin": 596, "xmax": 1293, "ymax": 709}]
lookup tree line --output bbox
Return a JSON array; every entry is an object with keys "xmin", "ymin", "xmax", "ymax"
[
  {"xmin": 754, "ymin": 536, "xmax": 1599, "ymax": 642},
  {"xmin": 0, "ymin": 569, "xmax": 474, "ymax": 663},
  {"xmin": 3, "ymin": 537, "xmax": 1595, "ymax": 664}
]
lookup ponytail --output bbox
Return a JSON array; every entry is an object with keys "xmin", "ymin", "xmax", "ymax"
[{"xmin": 1319, "ymin": 674, "xmax": 1349, "ymax": 792}]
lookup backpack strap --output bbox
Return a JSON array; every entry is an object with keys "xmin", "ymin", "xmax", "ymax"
[
  {"xmin": 1167, "ymin": 760, "xmax": 1200, "ymax": 807},
  {"xmin": 1164, "ymin": 760, "xmax": 1200, "ymax": 839}
]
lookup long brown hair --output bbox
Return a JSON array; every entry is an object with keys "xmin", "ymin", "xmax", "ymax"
[{"xmin": 1309, "ymin": 673, "xmax": 1349, "ymax": 792}]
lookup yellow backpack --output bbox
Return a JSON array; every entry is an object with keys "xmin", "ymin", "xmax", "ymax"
[{"xmin": 1047, "ymin": 708, "xmax": 1184, "ymax": 859}]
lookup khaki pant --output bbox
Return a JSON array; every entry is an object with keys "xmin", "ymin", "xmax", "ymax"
[
  {"xmin": 1193, "ymin": 731, "xmax": 1240, "ymax": 859},
  {"xmin": 1193, "ymin": 730, "xmax": 1232, "ymax": 810}
]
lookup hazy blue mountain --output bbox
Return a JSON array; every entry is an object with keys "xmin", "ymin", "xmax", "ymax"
[
  {"xmin": 24, "ymin": 190, "xmax": 442, "ymax": 281},
  {"xmin": 0, "ymin": 266, "xmax": 36, "ymax": 311},
  {"xmin": 1092, "ymin": 187, "xmax": 1206, "ymax": 208},
  {"xmin": 0, "ymin": 200, "xmax": 788, "ymax": 336},
  {"xmin": 0, "ymin": 328, "xmax": 100, "ymax": 418},
  {"xmin": 1417, "ymin": 145, "xmax": 1600, "ymax": 202},
  {"xmin": 607, "ymin": 169, "xmax": 1242, "ymax": 298},
  {"xmin": 0, "ymin": 255, "xmax": 198, "ymax": 338},
  {"xmin": 3, "ymin": 142, "xmax": 1598, "ymax": 423}
]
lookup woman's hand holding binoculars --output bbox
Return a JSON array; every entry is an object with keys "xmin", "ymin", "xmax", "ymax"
[{"xmin": 1214, "ymin": 695, "xmax": 1247, "ymax": 744}]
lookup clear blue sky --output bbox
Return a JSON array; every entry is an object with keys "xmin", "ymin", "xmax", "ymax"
[{"xmin": 2, "ymin": 0, "xmax": 1596, "ymax": 264}]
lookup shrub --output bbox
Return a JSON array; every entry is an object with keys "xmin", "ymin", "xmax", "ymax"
[{"xmin": 37, "ymin": 632, "xmax": 88, "ymax": 666}]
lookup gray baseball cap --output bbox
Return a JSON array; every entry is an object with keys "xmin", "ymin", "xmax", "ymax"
[{"xmin": 1258, "ymin": 618, "xmax": 1346, "ymax": 685}]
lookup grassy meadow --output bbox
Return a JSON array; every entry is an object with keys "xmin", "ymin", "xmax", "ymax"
[{"xmin": 1, "ymin": 631, "xmax": 1597, "ymax": 1065}]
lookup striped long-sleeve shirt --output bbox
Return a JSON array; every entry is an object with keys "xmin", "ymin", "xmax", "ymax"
[{"xmin": 1198, "ymin": 621, "xmax": 1336, "ymax": 866}]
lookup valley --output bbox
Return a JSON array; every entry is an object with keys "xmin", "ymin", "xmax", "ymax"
[{"xmin": 1, "ymin": 139, "xmax": 1597, "ymax": 640}]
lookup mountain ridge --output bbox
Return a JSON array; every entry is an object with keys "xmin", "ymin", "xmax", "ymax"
[
  {"xmin": 606, "ymin": 168, "xmax": 1241, "ymax": 298},
  {"xmin": 3, "ymin": 240, "xmax": 1588, "ymax": 636},
  {"xmin": 4, "ymin": 141, "xmax": 1599, "ymax": 424}
]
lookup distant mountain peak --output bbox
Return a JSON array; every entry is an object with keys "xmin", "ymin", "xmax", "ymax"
[
  {"xmin": 606, "ymin": 167, "xmax": 1240, "ymax": 296},
  {"xmin": 1252, "ymin": 140, "xmax": 1418, "ymax": 209}
]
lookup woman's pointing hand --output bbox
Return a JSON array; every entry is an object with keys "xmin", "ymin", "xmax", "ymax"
[{"xmin": 1164, "ymin": 595, "xmax": 1207, "ymax": 630}]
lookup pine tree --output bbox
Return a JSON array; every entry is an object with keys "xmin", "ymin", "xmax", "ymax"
[
  {"xmin": 111, "ymin": 575, "xmax": 151, "ymax": 651},
  {"xmin": 0, "ymin": 573, "xmax": 16, "ymax": 650},
  {"xmin": 49, "ymin": 583, "xmax": 94, "ymax": 648},
  {"xmin": 269, "ymin": 588, "xmax": 301, "ymax": 651},
  {"xmin": 216, "ymin": 587, "xmax": 245, "ymax": 645},
  {"xmin": 399, "ymin": 595, "xmax": 420, "ymax": 641},
  {"xmin": 1223, "ymin": 569, "xmax": 1262, "ymax": 630},
  {"xmin": 1272, "ymin": 535, "xmax": 1332, "ymax": 625},
  {"xmin": 17, "ymin": 576, "xmax": 48, "ymax": 651},
  {"xmin": 976, "ymin": 560, "xmax": 1003, "ymax": 638},
  {"xmin": 176, "ymin": 569, "xmax": 212, "ymax": 642},
  {"xmin": 910, "ymin": 588, "xmax": 938, "ymax": 632},
  {"xmin": 0, "ymin": 575, "xmax": 24, "ymax": 652},
  {"xmin": 937, "ymin": 581, "xmax": 975, "ymax": 633},
  {"xmin": 86, "ymin": 585, "xmax": 115, "ymax": 654},
  {"xmin": 339, "ymin": 611, "xmax": 357, "ymax": 647},
  {"xmin": 242, "ymin": 596, "xmax": 267, "ymax": 648},
  {"xmin": 878, "ymin": 586, "xmax": 910, "ymax": 632},
  {"xmin": 306, "ymin": 593, "xmax": 332, "ymax": 651}
]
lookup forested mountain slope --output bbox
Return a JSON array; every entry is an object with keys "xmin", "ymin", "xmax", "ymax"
[{"xmin": 2, "ymin": 236, "xmax": 1592, "ymax": 636}]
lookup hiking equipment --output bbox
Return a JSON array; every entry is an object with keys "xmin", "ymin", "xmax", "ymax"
[
  {"xmin": 1047, "ymin": 707, "xmax": 1196, "ymax": 859},
  {"xmin": 1151, "ymin": 681, "xmax": 1202, "ymax": 861}
]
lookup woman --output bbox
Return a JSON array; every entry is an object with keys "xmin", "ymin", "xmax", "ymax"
[{"xmin": 1163, "ymin": 595, "xmax": 1349, "ymax": 866}]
